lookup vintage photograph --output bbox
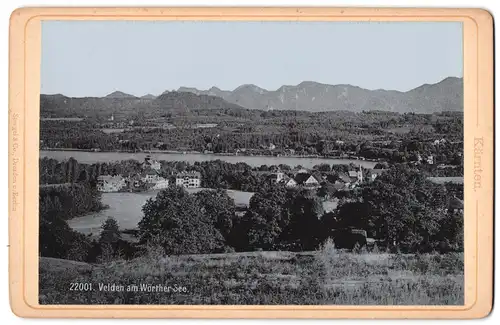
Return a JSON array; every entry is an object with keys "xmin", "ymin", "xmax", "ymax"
[{"xmin": 39, "ymin": 21, "xmax": 464, "ymax": 305}]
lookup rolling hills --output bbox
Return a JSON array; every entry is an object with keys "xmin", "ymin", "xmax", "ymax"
[{"xmin": 40, "ymin": 77, "xmax": 463, "ymax": 118}]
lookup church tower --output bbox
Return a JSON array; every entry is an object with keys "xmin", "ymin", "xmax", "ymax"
[{"xmin": 357, "ymin": 164, "xmax": 363, "ymax": 183}]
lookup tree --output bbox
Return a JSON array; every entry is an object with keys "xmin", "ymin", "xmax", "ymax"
[
  {"xmin": 318, "ymin": 182, "xmax": 337, "ymax": 199},
  {"xmin": 138, "ymin": 186, "xmax": 225, "ymax": 255},
  {"xmin": 194, "ymin": 189, "xmax": 235, "ymax": 239},
  {"xmin": 314, "ymin": 163, "xmax": 331, "ymax": 172},
  {"xmin": 280, "ymin": 189, "xmax": 324, "ymax": 251},
  {"xmin": 316, "ymin": 141, "xmax": 326, "ymax": 154},
  {"xmin": 373, "ymin": 162, "xmax": 389, "ymax": 169},
  {"xmin": 67, "ymin": 157, "xmax": 80, "ymax": 183},
  {"xmin": 99, "ymin": 217, "xmax": 121, "ymax": 245},
  {"xmin": 39, "ymin": 195, "xmax": 91, "ymax": 261},
  {"xmin": 231, "ymin": 186, "xmax": 289, "ymax": 251},
  {"xmin": 334, "ymin": 201, "xmax": 371, "ymax": 232},
  {"xmin": 278, "ymin": 164, "xmax": 291, "ymax": 171}
]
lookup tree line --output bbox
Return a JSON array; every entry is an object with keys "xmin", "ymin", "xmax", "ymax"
[
  {"xmin": 39, "ymin": 182, "xmax": 107, "ymax": 260},
  {"xmin": 39, "ymin": 162, "xmax": 462, "ymax": 263},
  {"xmin": 40, "ymin": 110, "xmax": 463, "ymax": 166},
  {"xmin": 136, "ymin": 165, "xmax": 462, "ymax": 255}
]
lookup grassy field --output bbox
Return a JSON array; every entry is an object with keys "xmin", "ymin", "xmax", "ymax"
[{"xmin": 39, "ymin": 244, "xmax": 463, "ymax": 305}]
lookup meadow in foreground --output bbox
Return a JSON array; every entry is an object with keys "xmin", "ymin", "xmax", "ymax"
[{"xmin": 39, "ymin": 242, "xmax": 463, "ymax": 305}]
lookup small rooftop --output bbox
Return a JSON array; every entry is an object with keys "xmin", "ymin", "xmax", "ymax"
[
  {"xmin": 338, "ymin": 174, "xmax": 351, "ymax": 183},
  {"xmin": 176, "ymin": 171, "xmax": 201, "ymax": 177},
  {"xmin": 348, "ymin": 171, "xmax": 358, "ymax": 178}
]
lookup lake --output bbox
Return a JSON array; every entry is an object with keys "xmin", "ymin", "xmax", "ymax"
[
  {"xmin": 40, "ymin": 150, "xmax": 378, "ymax": 169},
  {"xmin": 67, "ymin": 189, "xmax": 254, "ymax": 236}
]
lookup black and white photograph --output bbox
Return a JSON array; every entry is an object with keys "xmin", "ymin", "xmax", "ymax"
[{"xmin": 38, "ymin": 20, "xmax": 464, "ymax": 305}]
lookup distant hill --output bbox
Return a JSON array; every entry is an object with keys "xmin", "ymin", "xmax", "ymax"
[
  {"xmin": 105, "ymin": 91, "xmax": 138, "ymax": 99},
  {"xmin": 177, "ymin": 77, "xmax": 463, "ymax": 113},
  {"xmin": 153, "ymin": 91, "xmax": 246, "ymax": 113},
  {"xmin": 40, "ymin": 94, "xmax": 142, "ymax": 118},
  {"xmin": 140, "ymin": 94, "xmax": 156, "ymax": 100},
  {"xmin": 40, "ymin": 91, "xmax": 247, "ymax": 118}
]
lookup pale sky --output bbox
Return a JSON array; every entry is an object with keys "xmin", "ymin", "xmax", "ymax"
[{"xmin": 41, "ymin": 21, "xmax": 463, "ymax": 97}]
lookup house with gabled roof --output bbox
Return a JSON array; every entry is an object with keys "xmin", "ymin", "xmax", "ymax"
[
  {"xmin": 284, "ymin": 178, "xmax": 298, "ymax": 188},
  {"xmin": 294, "ymin": 173, "xmax": 320, "ymax": 188},
  {"xmin": 338, "ymin": 173, "xmax": 352, "ymax": 184},
  {"xmin": 332, "ymin": 180, "xmax": 348, "ymax": 191}
]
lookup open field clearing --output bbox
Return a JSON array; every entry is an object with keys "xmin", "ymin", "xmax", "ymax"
[
  {"xmin": 39, "ymin": 249, "xmax": 463, "ymax": 305},
  {"xmin": 67, "ymin": 188, "xmax": 255, "ymax": 236}
]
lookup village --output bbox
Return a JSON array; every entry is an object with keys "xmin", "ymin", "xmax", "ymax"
[
  {"xmin": 97, "ymin": 156, "xmax": 201, "ymax": 192},
  {"xmin": 96, "ymin": 155, "xmax": 390, "ymax": 194}
]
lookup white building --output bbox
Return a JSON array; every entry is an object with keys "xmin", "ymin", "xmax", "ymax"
[
  {"xmin": 151, "ymin": 178, "xmax": 169, "ymax": 190},
  {"xmin": 426, "ymin": 155, "xmax": 434, "ymax": 165},
  {"xmin": 269, "ymin": 172, "xmax": 284, "ymax": 184},
  {"xmin": 97, "ymin": 175, "xmax": 126, "ymax": 192},
  {"xmin": 142, "ymin": 170, "xmax": 163, "ymax": 183},
  {"xmin": 140, "ymin": 170, "xmax": 170, "ymax": 189},
  {"xmin": 175, "ymin": 171, "xmax": 201, "ymax": 188}
]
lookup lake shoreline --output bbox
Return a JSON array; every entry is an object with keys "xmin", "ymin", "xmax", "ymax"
[
  {"xmin": 40, "ymin": 147, "xmax": 380, "ymax": 162},
  {"xmin": 40, "ymin": 150, "xmax": 379, "ymax": 169},
  {"xmin": 67, "ymin": 188, "xmax": 256, "ymax": 236}
]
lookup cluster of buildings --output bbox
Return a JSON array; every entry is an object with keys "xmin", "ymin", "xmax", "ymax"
[
  {"xmin": 96, "ymin": 172, "xmax": 171, "ymax": 193},
  {"xmin": 263, "ymin": 166, "xmax": 386, "ymax": 191},
  {"xmin": 95, "ymin": 154, "xmax": 387, "ymax": 194},
  {"xmin": 411, "ymin": 154, "xmax": 435, "ymax": 166},
  {"xmin": 96, "ymin": 156, "xmax": 201, "ymax": 193}
]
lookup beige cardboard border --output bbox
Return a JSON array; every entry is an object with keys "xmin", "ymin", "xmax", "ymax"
[{"xmin": 8, "ymin": 7, "xmax": 494, "ymax": 319}]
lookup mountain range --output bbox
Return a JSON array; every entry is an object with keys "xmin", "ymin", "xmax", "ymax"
[
  {"xmin": 176, "ymin": 77, "xmax": 463, "ymax": 113},
  {"xmin": 40, "ymin": 77, "xmax": 463, "ymax": 117}
]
